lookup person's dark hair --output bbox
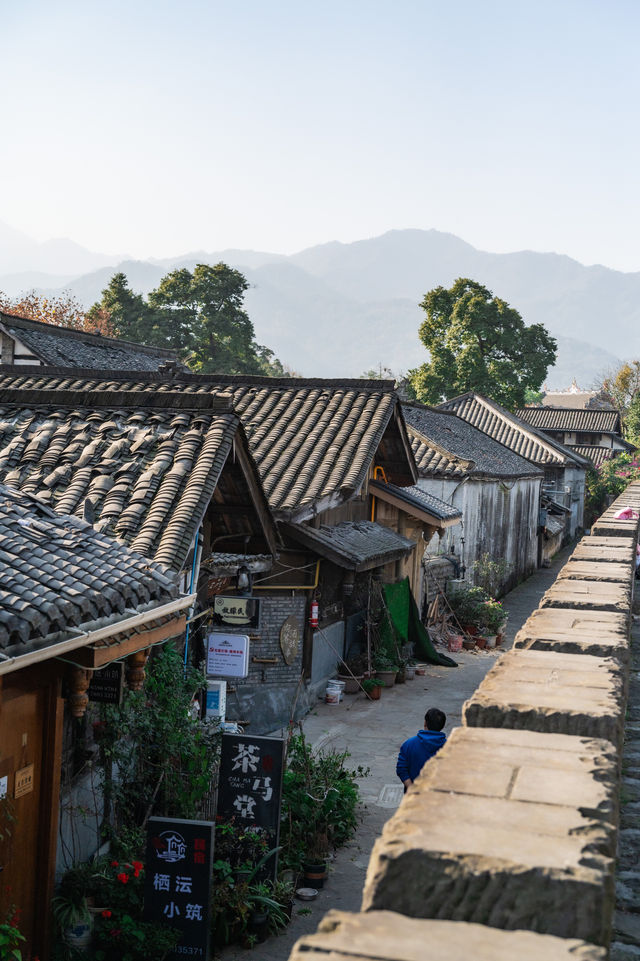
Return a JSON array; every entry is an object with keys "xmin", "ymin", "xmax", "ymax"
[{"xmin": 424, "ymin": 708, "xmax": 446, "ymax": 731}]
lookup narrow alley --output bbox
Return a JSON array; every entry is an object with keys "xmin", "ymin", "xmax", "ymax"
[{"xmin": 220, "ymin": 546, "xmax": 573, "ymax": 961}]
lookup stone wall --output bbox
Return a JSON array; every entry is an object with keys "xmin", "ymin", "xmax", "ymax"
[{"xmin": 289, "ymin": 481, "xmax": 640, "ymax": 960}]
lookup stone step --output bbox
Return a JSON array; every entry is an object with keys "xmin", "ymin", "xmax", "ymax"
[
  {"xmin": 540, "ymin": 579, "xmax": 632, "ymax": 614},
  {"xmin": 361, "ymin": 727, "xmax": 617, "ymax": 945},
  {"xmin": 513, "ymin": 608, "xmax": 630, "ymax": 663},
  {"xmin": 290, "ymin": 911, "xmax": 606, "ymax": 961},
  {"xmin": 463, "ymin": 649, "xmax": 625, "ymax": 745}
]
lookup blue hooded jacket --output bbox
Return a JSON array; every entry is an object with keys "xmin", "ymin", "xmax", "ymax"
[{"xmin": 396, "ymin": 729, "xmax": 447, "ymax": 782}]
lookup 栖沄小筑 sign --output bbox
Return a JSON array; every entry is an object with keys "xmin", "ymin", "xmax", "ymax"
[
  {"xmin": 143, "ymin": 816, "xmax": 214, "ymax": 960},
  {"xmin": 216, "ymin": 734, "xmax": 284, "ymax": 880},
  {"xmin": 206, "ymin": 633, "xmax": 250, "ymax": 678}
]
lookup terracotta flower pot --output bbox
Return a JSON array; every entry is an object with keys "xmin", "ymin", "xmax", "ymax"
[
  {"xmin": 462, "ymin": 638, "xmax": 476, "ymax": 650},
  {"xmin": 496, "ymin": 632, "xmax": 504, "ymax": 646},
  {"xmin": 475, "ymin": 636, "xmax": 487, "ymax": 650},
  {"xmin": 364, "ymin": 684, "xmax": 382, "ymax": 700},
  {"xmin": 375, "ymin": 670, "xmax": 397, "ymax": 687},
  {"xmin": 337, "ymin": 673, "xmax": 363, "ymax": 694}
]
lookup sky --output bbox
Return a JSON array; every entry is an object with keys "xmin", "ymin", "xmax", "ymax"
[{"xmin": 2, "ymin": 0, "xmax": 640, "ymax": 270}]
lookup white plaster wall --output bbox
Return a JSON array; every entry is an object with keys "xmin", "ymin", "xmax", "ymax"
[
  {"xmin": 563, "ymin": 466, "xmax": 585, "ymax": 537},
  {"xmin": 418, "ymin": 475, "xmax": 541, "ymax": 593}
]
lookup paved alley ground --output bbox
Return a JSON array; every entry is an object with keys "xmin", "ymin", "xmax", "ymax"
[{"xmin": 219, "ymin": 548, "xmax": 572, "ymax": 960}]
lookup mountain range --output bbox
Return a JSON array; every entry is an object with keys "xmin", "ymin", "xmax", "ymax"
[{"xmin": 0, "ymin": 223, "xmax": 628, "ymax": 387}]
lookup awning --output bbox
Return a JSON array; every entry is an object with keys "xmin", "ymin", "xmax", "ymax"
[
  {"xmin": 370, "ymin": 479, "xmax": 461, "ymax": 528},
  {"xmin": 283, "ymin": 520, "xmax": 416, "ymax": 572}
]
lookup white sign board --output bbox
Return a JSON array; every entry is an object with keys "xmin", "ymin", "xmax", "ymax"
[{"xmin": 206, "ymin": 632, "xmax": 250, "ymax": 678}]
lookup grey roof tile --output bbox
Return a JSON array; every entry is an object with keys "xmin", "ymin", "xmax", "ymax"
[
  {"xmin": 403, "ymin": 403, "xmax": 542, "ymax": 479},
  {"xmin": 0, "ymin": 371, "xmax": 414, "ymax": 521},
  {"xmin": 284, "ymin": 520, "xmax": 416, "ymax": 571},
  {"xmin": 0, "ymin": 312, "xmax": 182, "ymax": 372},
  {"xmin": 516, "ymin": 406, "xmax": 621, "ymax": 433},
  {"xmin": 437, "ymin": 392, "xmax": 589, "ymax": 468},
  {"xmin": 0, "ymin": 483, "xmax": 179, "ymax": 658}
]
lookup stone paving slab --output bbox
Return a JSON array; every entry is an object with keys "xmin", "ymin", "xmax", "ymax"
[
  {"xmin": 290, "ymin": 910, "xmax": 606, "ymax": 961},
  {"xmin": 573, "ymin": 538, "xmax": 636, "ymax": 565},
  {"xmin": 558, "ymin": 560, "xmax": 632, "ymax": 582},
  {"xmin": 513, "ymin": 608, "xmax": 630, "ymax": 663},
  {"xmin": 361, "ymin": 727, "xmax": 616, "ymax": 944},
  {"xmin": 592, "ymin": 517, "xmax": 640, "ymax": 539},
  {"xmin": 540, "ymin": 578, "xmax": 632, "ymax": 613},
  {"xmin": 462, "ymin": 649, "xmax": 625, "ymax": 744}
]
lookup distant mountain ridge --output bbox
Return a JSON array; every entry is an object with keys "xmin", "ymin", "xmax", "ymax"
[{"xmin": 0, "ymin": 224, "xmax": 627, "ymax": 386}]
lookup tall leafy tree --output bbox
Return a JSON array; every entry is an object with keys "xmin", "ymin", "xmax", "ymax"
[
  {"xmin": 91, "ymin": 263, "xmax": 287, "ymax": 375},
  {"xmin": 88, "ymin": 272, "xmax": 154, "ymax": 343},
  {"xmin": 409, "ymin": 278, "xmax": 557, "ymax": 410}
]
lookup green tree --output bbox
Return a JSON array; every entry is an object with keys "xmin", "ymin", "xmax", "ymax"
[
  {"xmin": 91, "ymin": 263, "xmax": 288, "ymax": 376},
  {"xmin": 88, "ymin": 272, "xmax": 155, "ymax": 344},
  {"xmin": 625, "ymin": 391, "xmax": 640, "ymax": 446},
  {"xmin": 409, "ymin": 278, "xmax": 557, "ymax": 410}
]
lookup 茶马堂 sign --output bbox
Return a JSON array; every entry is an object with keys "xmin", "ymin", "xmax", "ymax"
[
  {"xmin": 144, "ymin": 816, "xmax": 214, "ymax": 961},
  {"xmin": 206, "ymin": 633, "xmax": 250, "ymax": 678},
  {"xmin": 216, "ymin": 734, "xmax": 284, "ymax": 880},
  {"xmin": 212, "ymin": 595, "xmax": 261, "ymax": 629}
]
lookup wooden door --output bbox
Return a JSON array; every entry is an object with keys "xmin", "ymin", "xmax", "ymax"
[{"xmin": 0, "ymin": 670, "xmax": 63, "ymax": 959}]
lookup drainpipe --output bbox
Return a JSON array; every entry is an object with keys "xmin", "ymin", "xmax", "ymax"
[{"xmin": 183, "ymin": 529, "xmax": 203, "ymax": 671}]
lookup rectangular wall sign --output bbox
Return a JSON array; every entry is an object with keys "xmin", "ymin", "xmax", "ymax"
[{"xmin": 144, "ymin": 816, "xmax": 215, "ymax": 961}]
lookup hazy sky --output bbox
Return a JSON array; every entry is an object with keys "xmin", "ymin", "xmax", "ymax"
[{"xmin": 3, "ymin": 0, "xmax": 640, "ymax": 270}]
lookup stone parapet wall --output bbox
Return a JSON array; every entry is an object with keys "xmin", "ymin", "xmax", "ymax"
[{"xmin": 288, "ymin": 480, "xmax": 640, "ymax": 959}]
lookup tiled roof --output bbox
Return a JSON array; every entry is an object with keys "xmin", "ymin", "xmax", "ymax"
[
  {"xmin": 0, "ymin": 369, "xmax": 415, "ymax": 520},
  {"xmin": 403, "ymin": 403, "xmax": 542, "ymax": 479},
  {"xmin": 0, "ymin": 484, "xmax": 178, "ymax": 658},
  {"xmin": 568, "ymin": 446, "xmax": 617, "ymax": 469},
  {"xmin": 0, "ymin": 311, "xmax": 181, "ymax": 372},
  {"xmin": 438, "ymin": 392, "xmax": 588, "ymax": 468},
  {"xmin": 370, "ymin": 479, "xmax": 462, "ymax": 522},
  {"xmin": 283, "ymin": 520, "xmax": 416, "ymax": 571},
  {"xmin": 516, "ymin": 406, "xmax": 622, "ymax": 434},
  {"xmin": 0, "ymin": 389, "xmax": 244, "ymax": 571}
]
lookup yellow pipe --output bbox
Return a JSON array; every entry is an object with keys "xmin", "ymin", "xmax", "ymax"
[
  {"xmin": 370, "ymin": 465, "xmax": 389, "ymax": 521},
  {"xmin": 253, "ymin": 559, "xmax": 320, "ymax": 591}
]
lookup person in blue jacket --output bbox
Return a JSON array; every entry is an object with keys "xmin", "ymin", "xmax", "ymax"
[{"xmin": 396, "ymin": 707, "xmax": 447, "ymax": 791}]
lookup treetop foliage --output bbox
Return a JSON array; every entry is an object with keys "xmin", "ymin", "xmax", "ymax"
[
  {"xmin": 90, "ymin": 263, "xmax": 288, "ymax": 376},
  {"xmin": 0, "ymin": 289, "xmax": 115, "ymax": 335},
  {"xmin": 409, "ymin": 278, "xmax": 557, "ymax": 410}
]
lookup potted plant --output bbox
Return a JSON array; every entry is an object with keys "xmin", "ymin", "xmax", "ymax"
[
  {"xmin": 53, "ymin": 862, "xmax": 95, "ymax": 950},
  {"xmin": 362, "ymin": 677, "xmax": 384, "ymax": 700},
  {"xmin": 372, "ymin": 653, "xmax": 398, "ymax": 687},
  {"xmin": 479, "ymin": 597, "xmax": 506, "ymax": 646},
  {"xmin": 280, "ymin": 729, "xmax": 368, "ymax": 886},
  {"xmin": 0, "ymin": 904, "xmax": 25, "ymax": 960},
  {"xmin": 336, "ymin": 655, "xmax": 367, "ymax": 694}
]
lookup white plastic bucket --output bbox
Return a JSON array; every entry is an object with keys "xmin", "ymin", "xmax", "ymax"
[{"xmin": 325, "ymin": 688, "xmax": 340, "ymax": 704}]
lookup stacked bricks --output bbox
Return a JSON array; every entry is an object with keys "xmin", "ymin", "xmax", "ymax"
[{"xmin": 288, "ymin": 480, "xmax": 640, "ymax": 960}]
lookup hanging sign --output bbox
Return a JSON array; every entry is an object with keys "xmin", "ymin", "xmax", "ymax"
[
  {"xmin": 143, "ymin": 816, "xmax": 214, "ymax": 961},
  {"xmin": 14, "ymin": 764, "xmax": 34, "ymax": 798},
  {"xmin": 216, "ymin": 734, "xmax": 284, "ymax": 880},
  {"xmin": 88, "ymin": 663, "xmax": 124, "ymax": 704},
  {"xmin": 212, "ymin": 595, "xmax": 261, "ymax": 629},
  {"xmin": 206, "ymin": 633, "xmax": 250, "ymax": 678},
  {"xmin": 279, "ymin": 615, "xmax": 301, "ymax": 665}
]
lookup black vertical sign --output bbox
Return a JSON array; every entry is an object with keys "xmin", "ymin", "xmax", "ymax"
[
  {"xmin": 216, "ymin": 734, "xmax": 284, "ymax": 879},
  {"xmin": 143, "ymin": 816, "xmax": 214, "ymax": 961}
]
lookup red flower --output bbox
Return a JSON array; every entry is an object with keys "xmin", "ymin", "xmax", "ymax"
[
  {"xmin": 101, "ymin": 909, "xmax": 112, "ymax": 918},
  {"xmin": 111, "ymin": 860, "xmax": 119, "ymax": 867},
  {"xmin": 109, "ymin": 927, "xmax": 122, "ymax": 937},
  {"xmin": 117, "ymin": 872, "xmax": 129, "ymax": 884},
  {"xmin": 132, "ymin": 860, "xmax": 143, "ymax": 871}
]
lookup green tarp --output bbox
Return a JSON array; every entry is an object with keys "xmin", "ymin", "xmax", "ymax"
[{"xmin": 383, "ymin": 578, "xmax": 457, "ymax": 668}]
